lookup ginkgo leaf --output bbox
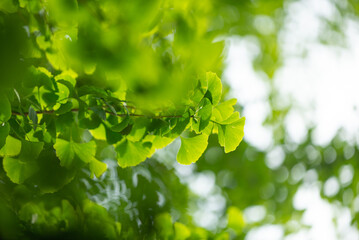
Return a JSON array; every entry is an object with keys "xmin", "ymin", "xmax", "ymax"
[
  {"xmin": 206, "ymin": 72, "xmax": 222, "ymax": 106},
  {"xmin": 54, "ymin": 139, "xmax": 96, "ymax": 168},
  {"xmin": 177, "ymin": 134, "xmax": 208, "ymax": 165},
  {"xmin": 192, "ymin": 98, "xmax": 212, "ymax": 133},
  {"xmin": 0, "ymin": 135, "xmax": 21, "ymax": 157},
  {"xmin": 54, "ymin": 139, "xmax": 107, "ymax": 177},
  {"xmin": 127, "ymin": 119, "xmax": 147, "ymax": 141},
  {"xmin": 54, "ymin": 139, "xmax": 75, "ymax": 167},
  {"xmin": 89, "ymin": 158, "xmax": 107, "ymax": 178},
  {"xmin": 212, "ymin": 98, "xmax": 237, "ymax": 122},
  {"xmin": 217, "ymin": 117, "xmax": 245, "ymax": 153},
  {"xmin": 33, "ymin": 149, "xmax": 77, "ymax": 193},
  {"xmin": 3, "ymin": 157, "xmax": 38, "ymax": 184},
  {"xmin": 143, "ymin": 135, "xmax": 175, "ymax": 156},
  {"xmin": 3, "ymin": 140, "xmax": 44, "ymax": 184},
  {"xmin": 0, "ymin": 94, "xmax": 11, "ymax": 124},
  {"xmin": 115, "ymin": 139, "xmax": 151, "ymax": 168},
  {"xmin": 111, "ymin": 116, "xmax": 130, "ymax": 132},
  {"xmin": 72, "ymin": 141, "xmax": 96, "ymax": 163}
]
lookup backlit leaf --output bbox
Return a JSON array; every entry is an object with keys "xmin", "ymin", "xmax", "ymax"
[
  {"xmin": 217, "ymin": 116, "xmax": 245, "ymax": 153},
  {"xmin": 0, "ymin": 136, "xmax": 21, "ymax": 157},
  {"xmin": 177, "ymin": 134, "xmax": 208, "ymax": 165},
  {"xmin": 89, "ymin": 158, "xmax": 107, "ymax": 178},
  {"xmin": 115, "ymin": 139, "xmax": 151, "ymax": 168},
  {"xmin": 54, "ymin": 139, "xmax": 97, "ymax": 167},
  {"xmin": 207, "ymin": 72, "xmax": 222, "ymax": 106},
  {"xmin": 3, "ymin": 140, "xmax": 44, "ymax": 184}
]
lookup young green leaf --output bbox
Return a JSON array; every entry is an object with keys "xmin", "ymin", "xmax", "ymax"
[
  {"xmin": 3, "ymin": 140, "xmax": 44, "ymax": 184},
  {"xmin": 212, "ymin": 98, "xmax": 237, "ymax": 122},
  {"xmin": 55, "ymin": 101, "xmax": 73, "ymax": 114},
  {"xmin": 89, "ymin": 158, "xmax": 107, "ymax": 178},
  {"xmin": 115, "ymin": 139, "xmax": 151, "ymax": 168},
  {"xmin": 54, "ymin": 139, "xmax": 96, "ymax": 167},
  {"xmin": 3, "ymin": 158, "xmax": 38, "ymax": 184},
  {"xmin": 206, "ymin": 72, "xmax": 222, "ymax": 106},
  {"xmin": 0, "ymin": 135, "xmax": 22, "ymax": 157},
  {"xmin": 192, "ymin": 98, "xmax": 212, "ymax": 133},
  {"xmin": 33, "ymin": 149, "xmax": 77, "ymax": 193},
  {"xmin": 217, "ymin": 116, "xmax": 245, "ymax": 153},
  {"xmin": 111, "ymin": 116, "xmax": 130, "ymax": 132},
  {"xmin": 127, "ymin": 119, "xmax": 148, "ymax": 141},
  {"xmin": 54, "ymin": 139, "xmax": 75, "ymax": 167},
  {"xmin": 177, "ymin": 134, "xmax": 208, "ymax": 165}
]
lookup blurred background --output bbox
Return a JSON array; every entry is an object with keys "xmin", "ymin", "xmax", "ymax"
[{"xmin": 183, "ymin": 0, "xmax": 359, "ymax": 239}]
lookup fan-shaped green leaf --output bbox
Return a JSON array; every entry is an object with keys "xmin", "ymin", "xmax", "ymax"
[
  {"xmin": 33, "ymin": 149, "xmax": 76, "ymax": 193},
  {"xmin": 111, "ymin": 116, "xmax": 130, "ymax": 132},
  {"xmin": 115, "ymin": 139, "xmax": 151, "ymax": 168},
  {"xmin": 0, "ymin": 136, "xmax": 21, "ymax": 157},
  {"xmin": 212, "ymin": 98, "xmax": 237, "ymax": 122},
  {"xmin": 217, "ymin": 115, "xmax": 245, "ymax": 153},
  {"xmin": 207, "ymin": 72, "xmax": 222, "ymax": 106},
  {"xmin": 192, "ymin": 98, "xmax": 212, "ymax": 133},
  {"xmin": 177, "ymin": 134, "xmax": 208, "ymax": 165},
  {"xmin": 89, "ymin": 158, "xmax": 107, "ymax": 178},
  {"xmin": 3, "ymin": 141, "xmax": 44, "ymax": 184},
  {"xmin": 54, "ymin": 139, "xmax": 96, "ymax": 167}
]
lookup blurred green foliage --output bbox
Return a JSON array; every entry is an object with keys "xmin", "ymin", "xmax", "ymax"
[{"xmin": 1, "ymin": 0, "xmax": 359, "ymax": 239}]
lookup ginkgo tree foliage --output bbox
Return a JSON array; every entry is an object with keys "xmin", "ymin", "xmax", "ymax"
[
  {"xmin": 0, "ymin": 0, "xmax": 245, "ymax": 185},
  {"xmin": 2, "ymin": 0, "xmax": 358, "ymax": 239},
  {"xmin": 0, "ymin": 0, "xmax": 249, "ymax": 239}
]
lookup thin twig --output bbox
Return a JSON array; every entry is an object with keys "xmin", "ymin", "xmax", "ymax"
[{"xmin": 12, "ymin": 109, "xmax": 184, "ymax": 119}]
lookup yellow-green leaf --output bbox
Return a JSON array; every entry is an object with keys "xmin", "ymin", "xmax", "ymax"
[
  {"xmin": 54, "ymin": 139, "xmax": 96, "ymax": 167},
  {"xmin": 115, "ymin": 139, "xmax": 151, "ymax": 168},
  {"xmin": 0, "ymin": 136, "xmax": 21, "ymax": 157},
  {"xmin": 3, "ymin": 141, "xmax": 44, "ymax": 184},
  {"xmin": 218, "ymin": 116, "xmax": 245, "ymax": 153},
  {"xmin": 177, "ymin": 134, "xmax": 208, "ymax": 165},
  {"xmin": 89, "ymin": 158, "xmax": 107, "ymax": 178},
  {"xmin": 207, "ymin": 72, "xmax": 222, "ymax": 106}
]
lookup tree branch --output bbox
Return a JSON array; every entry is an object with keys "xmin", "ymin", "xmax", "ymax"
[{"xmin": 11, "ymin": 109, "xmax": 184, "ymax": 119}]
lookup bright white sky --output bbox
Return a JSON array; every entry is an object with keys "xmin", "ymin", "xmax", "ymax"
[
  {"xmin": 224, "ymin": 0, "xmax": 359, "ymax": 150},
  {"xmin": 223, "ymin": 0, "xmax": 359, "ymax": 239}
]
